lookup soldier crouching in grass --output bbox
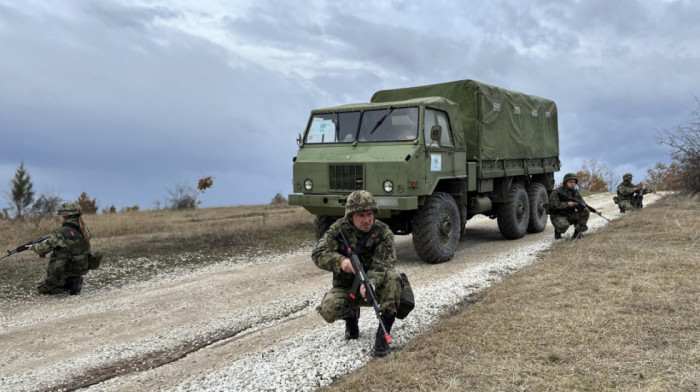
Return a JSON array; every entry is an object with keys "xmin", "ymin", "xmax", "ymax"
[
  {"xmin": 27, "ymin": 202, "xmax": 101, "ymax": 295},
  {"xmin": 312, "ymin": 190, "xmax": 403, "ymax": 357},
  {"xmin": 549, "ymin": 173, "xmax": 590, "ymax": 240}
]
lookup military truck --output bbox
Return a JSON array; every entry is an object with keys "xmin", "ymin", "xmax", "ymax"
[{"xmin": 289, "ymin": 79, "xmax": 560, "ymax": 263}]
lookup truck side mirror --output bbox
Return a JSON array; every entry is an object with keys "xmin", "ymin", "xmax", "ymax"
[
  {"xmin": 296, "ymin": 133, "xmax": 304, "ymax": 147},
  {"xmin": 430, "ymin": 125, "xmax": 442, "ymax": 145}
]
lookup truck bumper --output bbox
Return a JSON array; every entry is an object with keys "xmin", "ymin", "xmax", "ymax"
[{"xmin": 288, "ymin": 194, "xmax": 419, "ymax": 218}]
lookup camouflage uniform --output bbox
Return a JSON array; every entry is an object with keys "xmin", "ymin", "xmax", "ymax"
[
  {"xmin": 549, "ymin": 173, "xmax": 590, "ymax": 237},
  {"xmin": 312, "ymin": 190, "xmax": 403, "ymax": 357},
  {"xmin": 616, "ymin": 173, "xmax": 637, "ymax": 212},
  {"xmin": 313, "ymin": 217, "xmax": 402, "ymax": 322},
  {"xmin": 32, "ymin": 203, "xmax": 91, "ymax": 295}
]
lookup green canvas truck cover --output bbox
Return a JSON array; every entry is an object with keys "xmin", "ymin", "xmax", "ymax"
[{"xmin": 371, "ymin": 79, "xmax": 558, "ymax": 161}]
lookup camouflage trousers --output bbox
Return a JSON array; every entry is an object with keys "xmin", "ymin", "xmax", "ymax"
[
  {"xmin": 550, "ymin": 211, "xmax": 590, "ymax": 234},
  {"xmin": 37, "ymin": 258, "xmax": 80, "ymax": 294},
  {"xmin": 317, "ymin": 268, "xmax": 403, "ymax": 323},
  {"xmin": 618, "ymin": 198, "xmax": 634, "ymax": 212}
]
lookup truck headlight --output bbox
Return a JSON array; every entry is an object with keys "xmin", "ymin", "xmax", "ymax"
[
  {"xmin": 383, "ymin": 180, "xmax": 394, "ymax": 193},
  {"xmin": 304, "ymin": 179, "xmax": 313, "ymax": 191}
]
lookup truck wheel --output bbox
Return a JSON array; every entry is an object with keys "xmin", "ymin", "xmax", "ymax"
[
  {"xmin": 497, "ymin": 183, "xmax": 530, "ymax": 239},
  {"xmin": 412, "ymin": 193, "xmax": 460, "ymax": 264},
  {"xmin": 527, "ymin": 183, "xmax": 548, "ymax": 233},
  {"xmin": 314, "ymin": 215, "xmax": 337, "ymax": 240}
]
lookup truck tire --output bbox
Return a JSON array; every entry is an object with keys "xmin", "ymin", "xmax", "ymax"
[
  {"xmin": 314, "ymin": 215, "xmax": 337, "ymax": 240},
  {"xmin": 412, "ymin": 193, "xmax": 460, "ymax": 264},
  {"xmin": 527, "ymin": 183, "xmax": 548, "ymax": 233},
  {"xmin": 497, "ymin": 183, "xmax": 530, "ymax": 239}
]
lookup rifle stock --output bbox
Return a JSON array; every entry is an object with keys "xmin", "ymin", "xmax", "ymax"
[{"xmin": 338, "ymin": 229, "xmax": 391, "ymax": 345}]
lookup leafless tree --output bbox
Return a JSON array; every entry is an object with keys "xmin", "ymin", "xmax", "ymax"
[
  {"xmin": 657, "ymin": 96, "xmax": 700, "ymax": 192},
  {"xmin": 581, "ymin": 159, "xmax": 617, "ymax": 192}
]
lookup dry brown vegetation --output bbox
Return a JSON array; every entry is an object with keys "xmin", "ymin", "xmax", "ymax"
[
  {"xmin": 0, "ymin": 204, "xmax": 314, "ymax": 299},
  {"xmin": 324, "ymin": 193, "xmax": 699, "ymax": 392}
]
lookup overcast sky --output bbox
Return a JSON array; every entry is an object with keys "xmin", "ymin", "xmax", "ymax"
[{"xmin": 1, "ymin": 0, "xmax": 698, "ymax": 210}]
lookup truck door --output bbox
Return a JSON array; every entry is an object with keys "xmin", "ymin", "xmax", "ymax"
[{"xmin": 424, "ymin": 108, "xmax": 455, "ymax": 183}]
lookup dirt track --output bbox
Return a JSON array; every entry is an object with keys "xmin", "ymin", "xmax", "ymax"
[{"xmin": 0, "ymin": 193, "xmax": 658, "ymax": 391}]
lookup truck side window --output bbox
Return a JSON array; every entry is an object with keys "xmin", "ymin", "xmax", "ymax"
[{"xmin": 424, "ymin": 109, "xmax": 454, "ymax": 147}]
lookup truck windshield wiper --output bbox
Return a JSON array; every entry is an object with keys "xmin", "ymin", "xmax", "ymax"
[{"xmin": 369, "ymin": 108, "xmax": 394, "ymax": 134}]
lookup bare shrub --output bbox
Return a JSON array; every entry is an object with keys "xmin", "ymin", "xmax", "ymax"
[
  {"xmin": 120, "ymin": 205, "xmax": 140, "ymax": 213},
  {"xmin": 77, "ymin": 192, "xmax": 98, "ymax": 214},
  {"xmin": 101, "ymin": 205, "xmax": 117, "ymax": 214},
  {"xmin": 167, "ymin": 184, "xmax": 201, "ymax": 210},
  {"xmin": 657, "ymin": 96, "xmax": 700, "ymax": 192},
  {"xmin": 270, "ymin": 192, "xmax": 287, "ymax": 206},
  {"xmin": 28, "ymin": 194, "xmax": 62, "ymax": 219}
]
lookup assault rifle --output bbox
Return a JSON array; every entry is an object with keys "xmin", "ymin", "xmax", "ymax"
[
  {"xmin": 337, "ymin": 229, "xmax": 392, "ymax": 345},
  {"xmin": 631, "ymin": 187, "xmax": 652, "ymax": 209},
  {"xmin": 559, "ymin": 194, "xmax": 613, "ymax": 223},
  {"xmin": 1, "ymin": 235, "xmax": 50, "ymax": 260},
  {"xmin": 633, "ymin": 187, "xmax": 652, "ymax": 197}
]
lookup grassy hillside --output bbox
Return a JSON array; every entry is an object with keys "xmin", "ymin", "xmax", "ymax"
[
  {"xmin": 323, "ymin": 193, "xmax": 699, "ymax": 392},
  {"xmin": 0, "ymin": 204, "xmax": 315, "ymax": 300}
]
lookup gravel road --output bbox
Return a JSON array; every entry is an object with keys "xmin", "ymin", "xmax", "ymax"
[{"xmin": 0, "ymin": 193, "xmax": 663, "ymax": 392}]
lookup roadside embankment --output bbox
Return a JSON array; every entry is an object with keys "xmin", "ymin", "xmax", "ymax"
[{"xmin": 325, "ymin": 193, "xmax": 699, "ymax": 392}]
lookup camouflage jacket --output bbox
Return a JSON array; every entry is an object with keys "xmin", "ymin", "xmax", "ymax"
[
  {"xmin": 549, "ymin": 186, "xmax": 587, "ymax": 216},
  {"xmin": 616, "ymin": 181, "xmax": 636, "ymax": 200},
  {"xmin": 32, "ymin": 217, "xmax": 91, "ymax": 270},
  {"xmin": 312, "ymin": 217, "xmax": 396, "ymax": 289}
]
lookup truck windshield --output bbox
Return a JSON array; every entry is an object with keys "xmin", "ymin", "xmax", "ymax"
[
  {"xmin": 305, "ymin": 107, "xmax": 418, "ymax": 143},
  {"xmin": 358, "ymin": 107, "xmax": 418, "ymax": 142}
]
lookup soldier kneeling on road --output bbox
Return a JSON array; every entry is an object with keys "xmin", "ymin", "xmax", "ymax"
[
  {"xmin": 548, "ymin": 173, "xmax": 590, "ymax": 240},
  {"xmin": 27, "ymin": 202, "xmax": 102, "ymax": 295},
  {"xmin": 312, "ymin": 190, "xmax": 412, "ymax": 358},
  {"xmin": 615, "ymin": 173, "xmax": 648, "ymax": 213}
]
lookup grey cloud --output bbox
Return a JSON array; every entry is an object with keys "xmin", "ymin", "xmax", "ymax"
[{"xmin": 2, "ymin": 0, "xmax": 699, "ymax": 209}]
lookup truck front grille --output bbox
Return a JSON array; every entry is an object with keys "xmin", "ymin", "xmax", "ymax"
[{"xmin": 329, "ymin": 164, "xmax": 364, "ymax": 191}]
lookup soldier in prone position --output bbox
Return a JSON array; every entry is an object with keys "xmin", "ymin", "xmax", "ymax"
[
  {"xmin": 312, "ymin": 190, "xmax": 403, "ymax": 357},
  {"xmin": 27, "ymin": 202, "xmax": 99, "ymax": 295},
  {"xmin": 549, "ymin": 173, "xmax": 590, "ymax": 240}
]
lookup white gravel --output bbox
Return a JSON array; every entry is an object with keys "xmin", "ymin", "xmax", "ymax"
[{"xmin": 0, "ymin": 194, "xmax": 663, "ymax": 392}]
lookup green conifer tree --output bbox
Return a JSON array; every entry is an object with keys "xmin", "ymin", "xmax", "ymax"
[{"xmin": 8, "ymin": 162, "xmax": 35, "ymax": 219}]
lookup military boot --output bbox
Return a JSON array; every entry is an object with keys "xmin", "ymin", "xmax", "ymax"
[
  {"xmin": 344, "ymin": 308, "xmax": 360, "ymax": 340},
  {"xmin": 619, "ymin": 207, "xmax": 625, "ymax": 213},
  {"xmin": 374, "ymin": 313, "xmax": 395, "ymax": 358},
  {"xmin": 572, "ymin": 229, "xmax": 583, "ymax": 239},
  {"xmin": 554, "ymin": 231, "xmax": 562, "ymax": 240},
  {"xmin": 67, "ymin": 276, "xmax": 83, "ymax": 295}
]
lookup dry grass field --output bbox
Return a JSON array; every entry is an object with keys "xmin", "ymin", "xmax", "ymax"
[
  {"xmin": 323, "ymin": 193, "xmax": 699, "ymax": 392},
  {"xmin": 0, "ymin": 204, "xmax": 315, "ymax": 299}
]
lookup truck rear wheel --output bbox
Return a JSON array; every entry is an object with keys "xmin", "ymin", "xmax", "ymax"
[
  {"xmin": 314, "ymin": 215, "xmax": 337, "ymax": 240},
  {"xmin": 497, "ymin": 183, "xmax": 530, "ymax": 239},
  {"xmin": 527, "ymin": 183, "xmax": 548, "ymax": 233},
  {"xmin": 412, "ymin": 193, "xmax": 460, "ymax": 264}
]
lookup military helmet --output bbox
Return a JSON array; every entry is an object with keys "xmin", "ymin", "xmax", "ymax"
[
  {"xmin": 563, "ymin": 173, "xmax": 578, "ymax": 184},
  {"xmin": 345, "ymin": 190, "xmax": 379, "ymax": 218},
  {"xmin": 57, "ymin": 202, "xmax": 81, "ymax": 216},
  {"xmin": 623, "ymin": 173, "xmax": 633, "ymax": 181}
]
